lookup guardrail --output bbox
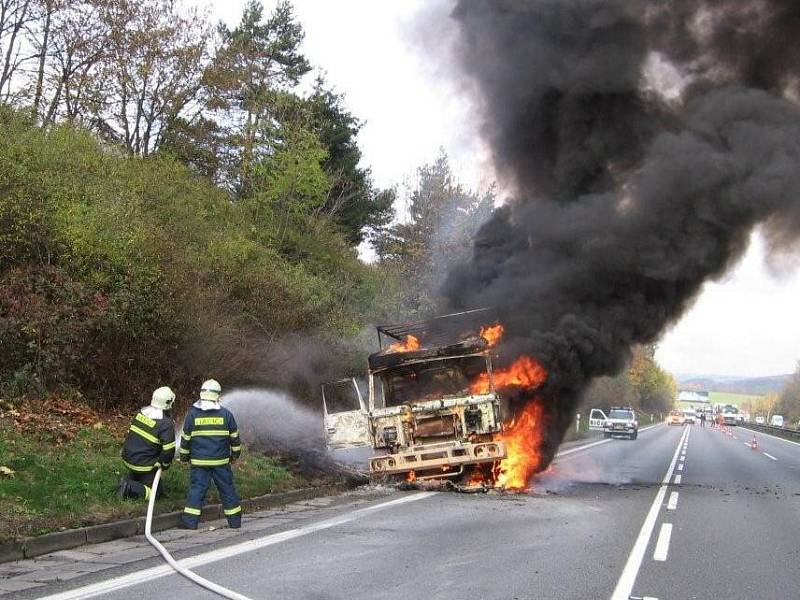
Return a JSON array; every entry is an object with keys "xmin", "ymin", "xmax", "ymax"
[{"xmin": 738, "ymin": 421, "xmax": 800, "ymax": 442}]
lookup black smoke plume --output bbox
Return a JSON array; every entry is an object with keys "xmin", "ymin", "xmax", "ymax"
[{"xmin": 441, "ymin": 0, "xmax": 800, "ymax": 468}]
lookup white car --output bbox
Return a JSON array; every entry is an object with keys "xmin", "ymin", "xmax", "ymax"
[
  {"xmin": 755, "ymin": 416, "xmax": 766, "ymax": 425},
  {"xmin": 770, "ymin": 415, "xmax": 785, "ymax": 427},
  {"xmin": 682, "ymin": 410, "xmax": 697, "ymax": 424}
]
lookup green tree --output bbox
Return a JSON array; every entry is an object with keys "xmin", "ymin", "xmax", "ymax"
[
  {"xmin": 375, "ymin": 151, "xmax": 493, "ymax": 315},
  {"xmin": 204, "ymin": 0, "xmax": 310, "ymax": 194},
  {"xmin": 775, "ymin": 361, "xmax": 800, "ymax": 423},
  {"xmin": 304, "ymin": 77, "xmax": 393, "ymax": 244},
  {"xmin": 628, "ymin": 344, "xmax": 676, "ymax": 414}
]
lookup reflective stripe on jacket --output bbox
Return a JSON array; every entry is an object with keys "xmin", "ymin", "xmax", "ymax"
[
  {"xmin": 121, "ymin": 409, "xmax": 176, "ymax": 471},
  {"xmin": 180, "ymin": 402, "xmax": 241, "ymax": 466}
]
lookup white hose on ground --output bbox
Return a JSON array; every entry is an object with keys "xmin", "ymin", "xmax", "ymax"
[{"xmin": 145, "ymin": 468, "xmax": 254, "ymax": 600}]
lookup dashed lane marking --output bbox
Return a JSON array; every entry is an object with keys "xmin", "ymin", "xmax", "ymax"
[
  {"xmin": 609, "ymin": 426, "xmax": 689, "ymax": 600},
  {"xmin": 653, "ymin": 523, "xmax": 673, "ymax": 561},
  {"xmin": 677, "ymin": 463, "xmax": 684, "ymax": 471},
  {"xmin": 674, "ymin": 475, "xmax": 682, "ymax": 484},
  {"xmin": 763, "ymin": 452, "xmax": 777, "ymax": 461},
  {"xmin": 666, "ymin": 492, "xmax": 678, "ymax": 511}
]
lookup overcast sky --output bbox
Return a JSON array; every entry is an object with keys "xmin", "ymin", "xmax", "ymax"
[{"xmin": 201, "ymin": 0, "xmax": 800, "ymax": 378}]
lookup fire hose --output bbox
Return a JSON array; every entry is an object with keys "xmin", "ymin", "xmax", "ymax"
[{"xmin": 145, "ymin": 468, "xmax": 253, "ymax": 600}]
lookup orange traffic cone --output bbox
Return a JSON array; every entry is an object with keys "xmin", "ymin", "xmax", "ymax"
[{"xmin": 751, "ymin": 435, "xmax": 758, "ymax": 450}]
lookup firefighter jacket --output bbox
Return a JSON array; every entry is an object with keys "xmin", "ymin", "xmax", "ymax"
[
  {"xmin": 179, "ymin": 400, "xmax": 241, "ymax": 466},
  {"xmin": 121, "ymin": 406, "xmax": 176, "ymax": 472}
]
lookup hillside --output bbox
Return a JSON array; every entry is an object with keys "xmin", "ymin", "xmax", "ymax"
[{"xmin": 677, "ymin": 374, "xmax": 790, "ymax": 395}]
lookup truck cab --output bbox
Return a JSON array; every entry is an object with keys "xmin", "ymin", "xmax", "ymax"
[{"xmin": 322, "ymin": 310, "xmax": 509, "ymax": 481}]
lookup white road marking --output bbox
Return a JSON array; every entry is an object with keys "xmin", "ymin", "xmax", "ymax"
[
  {"xmin": 674, "ymin": 475, "xmax": 681, "ymax": 484},
  {"xmin": 743, "ymin": 443, "xmax": 752, "ymax": 448},
  {"xmin": 653, "ymin": 523, "xmax": 673, "ymax": 561},
  {"xmin": 35, "ymin": 492, "xmax": 437, "ymax": 600},
  {"xmin": 609, "ymin": 426, "xmax": 689, "ymax": 600},
  {"xmin": 763, "ymin": 452, "xmax": 777, "ymax": 461},
  {"xmin": 741, "ymin": 427, "xmax": 800, "ymax": 447},
  {"xmin": 677, "ymin": 463, "xmax": 683, "ymax": 471},
  {"xmin": 666, "ymin": 492, "xmax": 678, "ymax": 511},
  {"xmin": 555, "ymin": 424, "xmax": 660, "ymax": 459}
]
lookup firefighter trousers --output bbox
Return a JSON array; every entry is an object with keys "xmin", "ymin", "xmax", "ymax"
[
  {"xmin": 182, "ymin": 464, "xmax": 241, "ymax": 529},
  {"xmin": 119, "ymin": 469, "xmax": 163, "ymax": 500}
]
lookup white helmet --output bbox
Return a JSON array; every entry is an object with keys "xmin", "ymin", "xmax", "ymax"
[
  {"xmin": 151, "ymin": 386, "xmax": 176, "ymax": 410},
  {"xmin": 200, "ymin": 379, "xmax": 222, "ymax": 402}
]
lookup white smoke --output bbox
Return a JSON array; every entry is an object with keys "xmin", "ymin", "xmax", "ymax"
[
  {"xmin": 221, "ymin": 387, "xmax": 371, "ymax": 467},
  {"xmin": 222, "ymin": 388, "xmax": 324, "ymax": 451}
]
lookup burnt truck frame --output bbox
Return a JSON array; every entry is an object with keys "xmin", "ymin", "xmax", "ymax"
[{"xmin": 322, "ymin": 309, "xmax": 509, "ymax": 481}]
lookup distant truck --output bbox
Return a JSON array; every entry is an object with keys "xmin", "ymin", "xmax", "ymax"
[
  {"xmin": 321, "ymin": 310, "xmax": 511, "ymax": 483},
  {"xmin": 770, "ymin": 415, "xmax": 784, "ymax": 427},
  {"xmin": 718, "ymin": 404, "xmax": 740, "ymax": 426}
]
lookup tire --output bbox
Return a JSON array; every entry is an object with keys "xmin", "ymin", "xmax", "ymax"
[{"xmin": 631, "ymin": 431, "xmax": 638, "ymax": 440}]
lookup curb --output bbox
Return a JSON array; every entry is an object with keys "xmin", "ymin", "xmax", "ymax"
[{"xmin": 1, "ymin": 482, "xmax": 356, "ymax": 564}]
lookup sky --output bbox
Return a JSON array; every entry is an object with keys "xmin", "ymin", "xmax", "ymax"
[{"xmin": 200, "ymin": 0, "xmax": 800, "ymax": 378}]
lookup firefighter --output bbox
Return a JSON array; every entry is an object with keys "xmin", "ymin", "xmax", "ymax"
[
  {"xmin": 180, "ymin": 379, "xmax": 242, "ymax": 529},
  {"xmin": 118, "ymin": 386, "xmax": 177, "ymax": 500}
]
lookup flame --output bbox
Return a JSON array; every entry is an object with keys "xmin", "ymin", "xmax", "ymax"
[
  {"xmin": 494, "ymin": 401, "xmax": 545, "ymax": 490},
  {"xmin": 479, "ymin": 323, "xmax": 505, "ymax": 348},
  {"xmin": 388, "ymin": 335, "xmax": 421, "ymax": 353},
  {"xmin": 470, "ymin": 355, "xmax": 548, "ymax": 395},
  {"xmin": 406, "ymin": 470, "xmax": 417, "ymax": 483}
]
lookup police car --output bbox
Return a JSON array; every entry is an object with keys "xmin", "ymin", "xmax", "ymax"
[{"xmin": 590, "ymin": 406, "xmax": 639, "ymax": 440}]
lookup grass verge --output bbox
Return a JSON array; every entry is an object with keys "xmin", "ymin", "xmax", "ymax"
[{"xmin": 0, "ymin": 422, "xmax": 304, "ymax": 542}]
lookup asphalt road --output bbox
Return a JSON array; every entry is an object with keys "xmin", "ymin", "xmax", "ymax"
[{"xmin": 30, "ymin": 423, "xmax": 800, "ymax": 600}]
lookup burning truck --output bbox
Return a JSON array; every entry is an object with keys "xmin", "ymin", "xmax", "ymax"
[{"xmin": 321, "ymin": 309, "xmax": 548, "ymax": 490}]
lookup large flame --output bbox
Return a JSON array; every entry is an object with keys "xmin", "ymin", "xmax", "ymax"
[
  {"xmin": 470, "ymin": 355, "xmax": 547, "ymax": 395},
  {"xmin": 388, "ymin": 334, "xmax": 421, "ymax": 353},
  {"xmin": 468, "ymin": 354, "xmax": 548, "ymax": 491},
  {"xmin": 479, "ymin": 323, "xmax": 505, "ymax": 348},
  {"xmin": 495, "ymin": 401, "xmax": 545, "ymax": 490}
]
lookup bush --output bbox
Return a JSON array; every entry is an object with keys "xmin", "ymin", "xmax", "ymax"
[{"xmin": 0, "ymin": 110, "xmax": 381, "ymax": 408}]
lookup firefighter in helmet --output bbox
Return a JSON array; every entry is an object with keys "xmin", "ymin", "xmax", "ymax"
[
  {"xmin": 118, "ymin": 386, "xmax": 177, "ymax": 500},
  {"xmin": 180, "ymin": 379, "xmax": 242, "ymax": 529}
]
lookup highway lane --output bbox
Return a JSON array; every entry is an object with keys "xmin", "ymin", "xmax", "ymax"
[
  {"xmin": 633, "ymin": 423, "xmax": 800, "ymax": 600},
  {"xmin": 27, "ymin": 422, "xmax": 800, "ymax": 599}
]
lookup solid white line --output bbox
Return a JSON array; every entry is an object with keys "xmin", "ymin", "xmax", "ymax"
[
  {"xmin": 653, "ymin": 523, "xmax": 673, "ymax": 561},
  {"xmin": 555, "ymin": 424, "xmax": 660, "ymax": 458},
  {"xmin": 666, "ymin": 492, "xmax": 678, "ymax": 511},
  {"xmin": 763, "ymin": 452, "xmax": 777, "ymax": 461},
  {"xmin": 674, "ymin": 475, "xmax": 681, "ymax": 484},
  {"xmin": 741, "ymin": 426, "xmax": 800, "ymax": 447},
  {"xmin": 35, "ymin": 492, "xmax": 437, "ymax": 600},
  {"xmin": 609, "ymin": 426, "xmax": 688, "ymax": 600}
]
